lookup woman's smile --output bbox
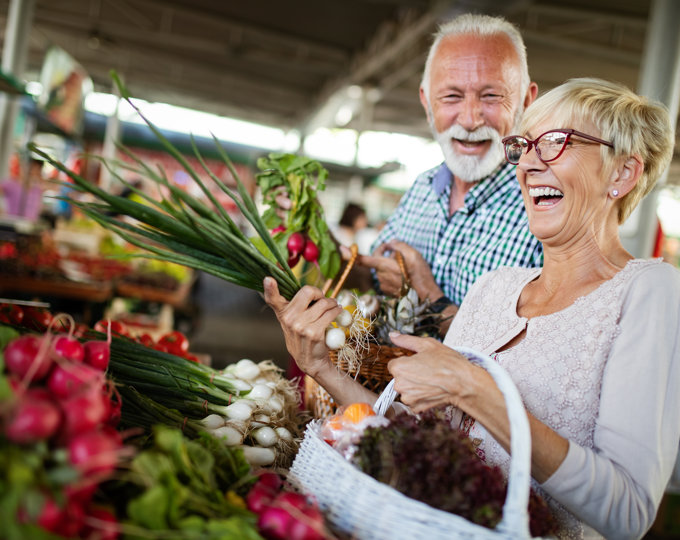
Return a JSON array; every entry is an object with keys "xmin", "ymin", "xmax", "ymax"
[{"xmin": 527, "ymin": 185, "xmax": 564, "ymax": 207}]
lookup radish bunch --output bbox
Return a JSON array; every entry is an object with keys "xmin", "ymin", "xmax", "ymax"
[
  {"xmin": 0, "ymin": 317, "xmax": 126, "ymax": 539},
  {"xmin": 246, "ymin": 471, "xmax": 328, "ymax": 540},
  {"xmin": 284, "ymin": 230, "xmax": 320, "ymax": 268}
]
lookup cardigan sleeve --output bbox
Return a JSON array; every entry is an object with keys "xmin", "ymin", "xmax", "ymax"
[{"xmin": 541, "ymin": 262, "xmax": 680, "ymax": 540}]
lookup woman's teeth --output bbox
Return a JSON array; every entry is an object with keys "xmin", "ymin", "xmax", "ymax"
[
  {"xmin": 528, "ymin": 187, "xmax": 563, "ymax": 197},
  {"xmin": 528, "ymin": 187, "xmax": 564, "ymax": 206}
]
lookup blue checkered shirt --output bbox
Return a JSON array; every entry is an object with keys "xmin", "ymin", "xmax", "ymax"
[{"xmin": 372, "ymin": 162, "xmax": 543, "ymax": 306}]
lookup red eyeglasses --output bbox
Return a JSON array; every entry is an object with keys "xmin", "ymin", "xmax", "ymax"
[{"xmin": 502, "ymin": 129, "xmax": 614, "ymax": 165}]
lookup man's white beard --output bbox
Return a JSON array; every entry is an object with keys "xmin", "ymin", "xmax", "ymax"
[{"xmin": 432, "ymin": 123, "xmax": 505, "ymax": 183}]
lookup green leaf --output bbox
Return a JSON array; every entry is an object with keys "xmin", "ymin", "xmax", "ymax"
[
  {"xmin": 0, "ymin": 325, "xmax": 19, "ymax": 350},
  {"xmin": 128, "ymin": 484, "xmax": 170, "ymax": 530}
]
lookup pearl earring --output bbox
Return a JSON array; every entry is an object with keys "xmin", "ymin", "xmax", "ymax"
[{"xmin": 612, "ymin": 189, "xmax": 619, "ymax": 197}]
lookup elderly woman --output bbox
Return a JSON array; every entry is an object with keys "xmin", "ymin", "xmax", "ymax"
[{"xmin": 263, "ymin": 78, "xmax": 680, "ymax": 539}]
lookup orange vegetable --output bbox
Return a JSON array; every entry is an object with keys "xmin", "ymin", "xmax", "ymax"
[{"xmin": 342, "ymin": 402, "xmax": 376, "ymax": 424}]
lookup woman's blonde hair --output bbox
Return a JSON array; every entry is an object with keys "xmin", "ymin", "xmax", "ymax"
[{"xmin": 520, "ymin": 77, "xmax": 674, "ymax": 223}]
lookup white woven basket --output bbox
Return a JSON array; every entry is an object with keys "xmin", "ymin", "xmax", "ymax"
[{"xmin": 288, "ymin": 346, "xmax": 537, "ymax": 540}]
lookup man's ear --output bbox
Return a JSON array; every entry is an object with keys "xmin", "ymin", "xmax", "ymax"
[
  {"xmin": 419, "ymin": 86, "xmax": 431, "ymax": 123},
  {"xmin": 610, "ymin": 155, "xmax": 644, "ymax": 197},
  {"xmin": 524, "ymin": 82, "xmax": 539, "ymax": 109}
]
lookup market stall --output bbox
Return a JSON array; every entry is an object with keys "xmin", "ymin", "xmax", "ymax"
[{"xmin": 0, "ymin": 81, "xmax": 565, "ymax": 539}]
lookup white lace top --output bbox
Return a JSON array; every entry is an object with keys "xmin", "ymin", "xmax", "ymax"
[{"xmin": 443, "ymin": 259, "xmax": 680, "ymax": 540}]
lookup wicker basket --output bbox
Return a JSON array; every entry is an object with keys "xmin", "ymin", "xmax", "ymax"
[
  {"xmin": 305, "ymin": 246, "xmax": 416, "ymax": 418},
  {"xmin": 305, "ymin": 343, "xmax": 414, "ymax": 419},
  {"xmin": 289, "ymin": 347, "xmax": 540, "ymax": 540}
]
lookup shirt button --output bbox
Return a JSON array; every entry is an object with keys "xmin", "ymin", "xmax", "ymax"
[{"xmin": 436, "ymin": 256, "xmax": 446, "ymax": 265}]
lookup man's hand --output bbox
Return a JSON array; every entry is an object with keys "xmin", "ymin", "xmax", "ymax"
[
  {"xmin": 359, "ymin": 239, "xmax": 443, "ymax": 301},
  {"xmin": 272, "ymin": 187, "xmax": 292, "ymax": 220}
]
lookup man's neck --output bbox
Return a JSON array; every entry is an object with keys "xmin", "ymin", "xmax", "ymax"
[{"xmin": 449, "ymin": 175, "xmax": 478, "ymax": 215}]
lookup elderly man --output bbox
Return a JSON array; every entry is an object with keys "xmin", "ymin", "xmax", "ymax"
[{"xmin": 361, "ymin": 13, "xmax": 542, "ymax": 328}]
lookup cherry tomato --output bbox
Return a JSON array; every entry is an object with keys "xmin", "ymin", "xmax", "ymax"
[
  {"xmin": 94, "ymin": 320, "xmax": 130, "ymax": 337},
  {"xmin": 157, "ymin": 331, "xmax": 189, "ymax": 356},
  {"xmin": 22, "ymin": 307, "xmax": 53, "ymax": 332},
  {"xmin": 136, "ymin": 333, "xmax": 155, "ymax": 347},
  {"xmin": 0, "ymin": 303, "xmax": 24, "ymax": 325}
]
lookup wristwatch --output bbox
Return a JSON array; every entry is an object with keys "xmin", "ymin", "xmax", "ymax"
[{"xmin": 428, "ymin": 295, "xmax": 452, "ymax": 313}]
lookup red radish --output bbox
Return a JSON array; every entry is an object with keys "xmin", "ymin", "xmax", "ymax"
[
  {"xmin": 288, "ymin": 519, "xmax": 325, "ymax": 540},
  {"xmin": 68, "ymin": 429, "xmax": 121, "ymax": 476},
  {"xmin": 48, "ymin": 363, "xmax": 102, "ymax": 399},
  {"xmin": 287, "ymin": 253, "xmax": 301, "ymax": 268},
  {"xmin": 271, "ymin": 225, "xmax": 286, "ymax": 235},
  {"xmin": 302, "ymin": 239, "xmax": 319, "ymax": 263},
  {"xmin": 246, "ymin": 483, "xmax": 276, "ymax": 514},
  {"xmin": 54, "ymin": 498, "xmax": 85, "ymax": 538},
  {"xmin": 287, "ymin": 232, "xmax": 306, "ymax": 257},
  {"xmin": 257, "ymin": 471, "xmax": 283, "ymax": 492},
  {"xmin": 61, "ymin": 386, "xmax": 108, "ymax": 438},
  {"xmin": 257, "ymin": 506, "xmax": 293, "ymax": 540},
  {"xmin": 84, "ymin": 340, "xmax": 110, "ymax": 371},
  {"xmin": 4, "ymin": 334, "xmax": 52, "ymax": 382},
  {"xmin": 64, "ymin": 482, "xmax": 98, "ymax": 504},
  {"xmin": 5, "ymin": 395, "xmax": 61, "ymax": 443},
  {"xmin": 35, "ymin": 497, "xmax": 64, "ymax": 533},
  {"xmin": 83, "ymin": 507, "xmax": 119, "ymax": 540},
  {"xmin": 52, "ymin": 335, "xmax": 85, "ymax": 363}
]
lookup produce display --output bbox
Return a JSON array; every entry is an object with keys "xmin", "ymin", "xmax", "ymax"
[
  {"xmin": 0, "ymin": 306, "xmax": 329, "ymax": 539},
  {"xmin": 0, "ymin": 318, "xmax": 128, "ymax": 539}
]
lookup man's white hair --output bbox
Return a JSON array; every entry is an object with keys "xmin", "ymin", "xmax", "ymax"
[{"xmin": 420, "ymin": 13, "xmax": 530, "ymax": 104}]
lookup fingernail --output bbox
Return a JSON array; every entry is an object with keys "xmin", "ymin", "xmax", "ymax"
[{"xmin": 389, "ymin": 331, "xmax": 401, "ymax": 338}]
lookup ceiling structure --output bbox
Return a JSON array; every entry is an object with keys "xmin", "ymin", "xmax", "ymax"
[{"xmin": 0, "ymin": 0, "xmax": 678, "ymax": 181}]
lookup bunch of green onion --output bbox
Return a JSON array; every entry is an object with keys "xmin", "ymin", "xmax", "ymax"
[
  {"xmin": 109, "ymin": 337, "xmax": 302, "ymax": 468},
  {"xmin": 28, "ymin": 72, "xmax": 301, "ymax": 300}
]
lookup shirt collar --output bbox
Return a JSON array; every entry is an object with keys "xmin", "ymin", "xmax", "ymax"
[{"xmin": 432, "ymin": 161, "xmax": 516, "ymax": 209}]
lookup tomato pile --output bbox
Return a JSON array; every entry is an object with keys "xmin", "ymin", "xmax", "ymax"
[{"xmin": 0, "ymin": 316, "xmax": 126, "ymax": 539}]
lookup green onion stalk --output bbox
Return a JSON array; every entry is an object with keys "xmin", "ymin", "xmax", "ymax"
[
  {"xmin": 106, "ymin": 336, "xmax": 304, "ymax": 468},
  {"xmin": 27, "ymin": 71, "xmax": 303, "ymax": 300}
]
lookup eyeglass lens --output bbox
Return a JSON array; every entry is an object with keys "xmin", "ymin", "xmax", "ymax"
[{"xmin": 504, "ymin": 132, "xmax": 569, "ymax": 164}]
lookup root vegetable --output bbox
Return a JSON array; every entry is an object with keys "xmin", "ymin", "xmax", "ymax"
[
  {"xmin": 232, "ymin": 359, "xmax": 261, "ymax": 380},
  {"xmin": 253, "ymin": 426, "xmax": 278, "ymax": 447},
  {"xmin": 47, "ymin": 363, "xmax": 102, "ymax": 399},
  {"xmin": 201, "ymin": 414, "xmax": 226, "ymax": 430},
  {"xmin": 5, "ymin": 397, "xmax": 61, "ymax": 443},
  {"xmin": 68, "ymin": 429, "xmax": 121, "ymax": 475},
  {"xmin": 52, "ymin": 335, "xmax": 85, "ymax": 363},
  {"xmin": 286, "ymin": 232, "xmax": 306, "ymax": 257},
  {"xmin": 241, "ymin": 445, "xmax": 276, "ymax": 466},
  {"xmin": 224, "ymin": 401, "xmax": 255, "ymax": 421},
  {"xmin": 257, "ymin": 506, "xmax": 291, "ymax": 540},
  {"xmin": 210, "ymin": 425, "xmax": 243, "ymax": 446},
  {"xmin": 249, "ymin": 383, "xmax": 274, "ymax": 401},
  {"xmin": 302, "ymin": 239, "xmax": 319, "ymax": 263},
  {"xmin": 5, "ymin": 335, "xmax": 52, "ymax": 382},
  {"xmin": 334, "ymin": 309, "xmax": 353, "ymax": 328},
  {"xmin": 275, "ymin": 427, "xmax": 293, "ymax": 442},
  {"xmin": 84, "ymin": 340, "xmax": 110, "ymax": 371},
  {"xmin": 325, "ymin": 327, "xmax": 345, "ymax": 350}
]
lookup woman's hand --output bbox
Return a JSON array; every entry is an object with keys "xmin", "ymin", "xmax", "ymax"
[
  {"xmin": 387, "ymin": 331, "xmax": 498, "ymax": 415},
  {"xmin": 263, "ymin": 277, "xmax": 343, "ymax": 378}
]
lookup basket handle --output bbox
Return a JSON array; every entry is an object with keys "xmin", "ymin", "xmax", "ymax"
[
  {"xmin": 322, "ymin": 243, "xmax": 358, "ymax": 299},
  {"xmin": 372, "ymin": 346, "xmax": 532, "ymax": 538}
]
